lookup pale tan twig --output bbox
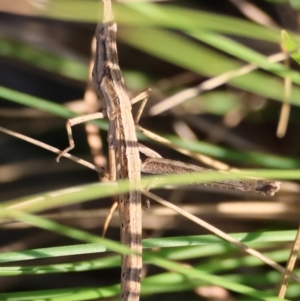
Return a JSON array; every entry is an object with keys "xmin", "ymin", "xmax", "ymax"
[
  {"xmin": 136, "ymin": 124, "xmax": 237, "ymax": 171},
  {"xmin": 83, "ymin": 31, "xmax": 107, "ymax": 170},
  {"xmin": 102, "ymin": 201, "xmax": 118, "ymax": 236},
  {"xmin": 277, "ymin": 31, "xmax": 292, "ymax": 138},
  {"xmin": 149, "ymin": 52, "xmax": 289, "ymax": 116},
  {"xmin": 278, "ymin": 224, "xmax": 300, "ymax": 298},
  {"xmin": 172, "ymin": 120, "xmax": 198, "ymax": 142},
  {"xmin": 0, "ymin": 126, "xmax": 104, "ymax": 174},
  {"xmin": 142, "ymin": 189, "xmax": 300, "ymax": 284},
  {"xmin": 4, "ymin": 200, "xmax": 300, "ymax": 230},
  {"xmin": 228, "ymin": 0, "xmax": 278, "ymax": 28},
  {"xmin": 82, "ymin": 24, "xmax": 115, "ymax": 238}
]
